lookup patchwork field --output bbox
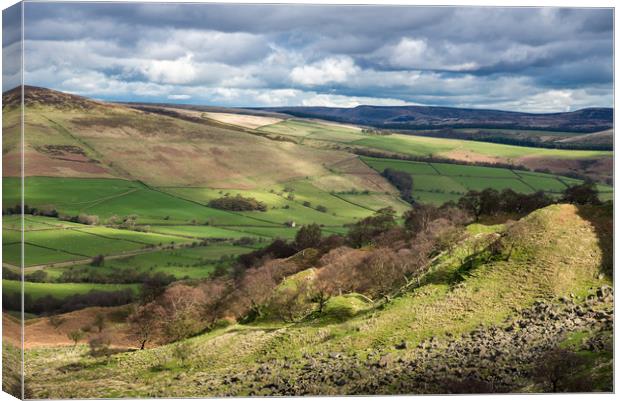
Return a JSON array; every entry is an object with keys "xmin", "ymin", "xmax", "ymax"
[
  {"xmin": 43, "ymin": 243, "xmax": 254, "ymax": 281},
  {"xmin": 255, "ymin": 119, "xmax": 612, "ymax": 183},
  {"xmin": 2, "ymin": 171, "xmax": 408, "ymax": 272},
  {"xmin": 361, "ymin": 156, "xmax": 613, "ymax": 204}
]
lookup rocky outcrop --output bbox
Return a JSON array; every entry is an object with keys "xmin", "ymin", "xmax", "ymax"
[{"xmin": 208, "ymin": 287, "xmax": 613, "ymax": 395}]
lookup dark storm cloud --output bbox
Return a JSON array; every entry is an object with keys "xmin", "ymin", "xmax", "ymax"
[{"xmin": 13, "ymin": 2, "xmax": 613, "ymax": 111}]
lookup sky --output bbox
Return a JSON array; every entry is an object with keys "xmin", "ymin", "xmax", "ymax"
[{"xmin": 2, "ymin": 2, "xmax": 614, "ymax": 112}]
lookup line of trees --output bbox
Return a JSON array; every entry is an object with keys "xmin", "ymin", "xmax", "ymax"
[
  {"xmin": 381, "ymin": 168, "xmax": 414, "ymax": 204},
  {"xmin": 3, "ymin": 204, "xmax": 59, "ymax": 217},
  {"xmin": 452, "ymin": 182, "xmax": 602, "ymax": 221}
]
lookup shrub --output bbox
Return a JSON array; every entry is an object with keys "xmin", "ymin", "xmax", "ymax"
[
  {"xmin": 93, "ymin": 312, "xmax": 106, "ymax": 333},
  {"xmin": 295, "ymin": 223, "xmax": 322, "ymax": 251},
  {"xmin": 207, "ymin": 195, "xmax": 267, "ymax": 211},
  {"xmin": 88, "ymin": 334, "xmax": 112, "ymax": 357},
  {"xmin": 237, "ymin": 239, "xmax": 297, "ymax": 269},
  {"xmin": 347, "ymin": 207, "xmax": 397, "ymax": 247},
  {"xmin": 533, "ymin": 348, "xmax": 589, "ymax": 392},
  {"xmin": 90, "ymin": 254, "xmax": 105, "ymax": 267},
  {"xmin": 67, "ymin": 330, "xmax": 85, "ymax": 347},
  {"xmin": 323, "ymin": 294, "xmax": 371, "ymax": 321},
  {"xmin": 77, "ymin": 214, "xmax": 99, "ymax": 225},
  {"xmin": 267, "ymin": 272, "xmax": 315, "ymax": 322},
  {"xmin": 561, "ymin": 182, "xmax": 601, "ymax": 205},
  {"xmin": 173, "ymin": 342, "xmax": 192, "ymax": 367}
]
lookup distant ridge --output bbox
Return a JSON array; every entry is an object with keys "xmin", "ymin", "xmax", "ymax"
[
  {"xmin": 3, "ymin": 86, "xmax": 612, "ymax": 132},
  {"xmin": 256, "ymin": 104, "xmax": 613, "ymax": 133}
]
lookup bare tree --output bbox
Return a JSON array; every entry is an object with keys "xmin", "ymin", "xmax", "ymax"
[
  {"xmin": 198, "ymin": 278, "xmax": 231, "ymax": 328},
  {"xmin": 93, "ymin": 312, "xmax": 106, "ymax": 333},
  {"xmin": 127, "ymin": 303, "xmax": 165, "ymax": 349},
  {"xmin": 88, "ymin": 334, "xmax": 112, "ymax": 357},
  {"xmin": 157, "ymin": 284, "xmax": 208, "ymax": 342},
  {"xmin": 237, "ymin": 266, "xmax": 277, "ymax": 319}
]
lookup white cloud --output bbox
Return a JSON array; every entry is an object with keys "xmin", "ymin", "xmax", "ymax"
[
  {"xmin": 290, "ymin": 56, "xmax": 359, "ymax": 86},
  {"xmin": 137, "ymin": 29, "xmax": 270, "ymax": 64},
  {"xmin": 469, "ymin": 89, "xmax": 611, "ymax": 113},
  {"xmin": 378, "ymin": 37, "xmax": 479, "ymax": 72},
  {"xmin": 168, "ymin": 94, "xmax": 191, "ymax": 100},
  {"xmin": 139, "ymin": 53, "xmax": 197, "ymax": 85},
  {"xmin": 300, "ymin": 93, "xmax": 411, "ymax": 107},
  {"xmin": 390, "ymin": 38, "xmax": 428, "ymax": 66}
]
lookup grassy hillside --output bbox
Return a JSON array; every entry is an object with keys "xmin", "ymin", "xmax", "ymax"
[
  {"xmin": 259, "ymin": 119, "xmax": 612, "ymax": 183},
  {"xmin": 21, "ymin": 204, "xmax": 613, "ymax": 397},
  {"xmin": 5, "ymin": 88, "xmax": 373, "ymax": 190}
]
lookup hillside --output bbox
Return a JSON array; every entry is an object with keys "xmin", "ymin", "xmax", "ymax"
[
  {"xmin": 259, "ymin": 105, "xmax": 613, "ymax": 133},
  {"xmin": 0, "ymin": 86, "xmax": 613, "ymax": 307},
  {"xmin": 18, "ymin": 204, "xmax": 613, "ymax": 397},
  {"xmin": 3, "ymin": 87, "xmax": 612, "ymax": 186},
  {"xmin": 3, "ymin": 86, "xmax": 388, "ymax": 191}
]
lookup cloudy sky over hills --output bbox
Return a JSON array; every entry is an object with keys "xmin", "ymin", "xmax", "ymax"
[{"xmin": 3, "ymin": 2, "xmax": 614, "ymax": 111}]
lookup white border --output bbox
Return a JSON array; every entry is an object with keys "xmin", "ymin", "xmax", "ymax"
[{"xmin": 0, "ymin": 1, "xmax": 616, "ymax": 401}]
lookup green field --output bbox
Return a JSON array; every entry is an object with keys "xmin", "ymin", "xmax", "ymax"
[
  {"xmin": 3, "ymin": 243, "xmax": 81, "ymax": 266},
  {"xmin": 2, "ymin": 279, "xmax": 139, "ymax": 301},
  {"xmin": 3, "ymin": 177, "xmax": 271, "ymax": 226},
  {"xmin": 45, "ymin": 243, "xmax": 254, "ymax": 281},
  {"xmin": 22, "ymin": 228, "xmax": 187, "ymax": 264},
  {"xmin": 147, "ymin": 225, "xmax": 271, "ymax": 240},
  {"xmin": 3, "ymin": 176, "xmax": 396, "ymax": 270},
  {"xmin": 361, "ymin": 156, "xmax": 613, "ymax": 205},
  {"xmin": 159, "ymin": 180, "xmax": 409, "ymax": 226},
  {"xmin": 2, "ymin": 212, "xmax": 197, "ymax": 266}
]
